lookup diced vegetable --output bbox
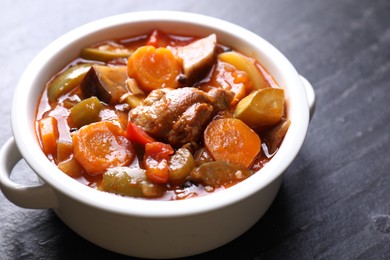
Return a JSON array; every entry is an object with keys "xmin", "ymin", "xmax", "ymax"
[
  {"xmin": 168, "ymin": 148, "xmax": 195, "ymax": 185},
  {"xmin": 127, "ymin": 46, "xmax": 182, "ymax": 92},
  {"xmin": 81, "ymin": 65, "xmax": 129, "ymax": 104},
  {"xmin": 194, "ymin": 147, "xmax": 214, "ymax": 166},
  {"xmin": 218, "ymin": 51, "xmax": 269, "ymax": 90},
  {"xmin": 56, "ymin": 141, "xmax": 74, "ymax": 162},
  {"xmin": 81, "ymin": 45, "xmax": 133, "ymax": 62},
  {"xmin": 70, "ymin": 96, "xmax": 102, "ymax": 128},
  {"xmin": 121, "ymin": 78, "xmax": 146, "ymax": 108},
  {"xmin": 144, "ymin": 142, "xmax": 174, "ymax": 184},
  {"xmin": 38, "ymin": 116, "xmax": 59, "ymax": 155},
  {"xmin": 47, "ymin": 64, "xmax": 91, "ymax": 102},
  {"xmin": 123, "ymin": 94, "xmax": 144, "ymax": 109},
  {"xmin": 126, "ymin": 78, "xmax": 145, "ymax": 95},
  {"xmin": 126, "ymin": 121, "xmax": 155, "ymax": 145},
  {"xmin": 234, "ymin": 88, "xmax": 285, "ymax": 127},
  {"xmin": 204, "ymin": 118, "xmax": 261, "ymax": 168},
  {"xmin": 263, "ymin": 118, "xmax": 291, "ymax": 154},
  {"xmin": 115, "ymin": 110, "xmax": 129, "ymax": 131},
  {"xmin": 203, "ymin": 61, "xmax": 252, "ymax": 105},
  {"xmin": 146, "ymin": 29, "xmax": 172, "ymax": 48},
  {"xmin": 101, "ymin": 167, "xmax": 165, "ymax": 198},
  {"xmin": 58, "ymin": 158, "xmax": 84, "ymax": 178},
  {"xmin": 190, "ymin": 161, "xmax": 252, "ymax": 188},
  {"xmin": 175, "ymin": 34, "xmax": 217, "ymax": 85},
  {"xmin": 72, "ymin": 121, "xmax": 135, "ymax": 175}
]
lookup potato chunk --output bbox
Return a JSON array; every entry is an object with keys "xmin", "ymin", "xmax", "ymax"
[
  {"xmin": 234, "ymin": 88, "xmax": 285, "ymax": 127},
  {"xmin": 175, "ymin": 34, "xmax": 217, "ymax": 85}
]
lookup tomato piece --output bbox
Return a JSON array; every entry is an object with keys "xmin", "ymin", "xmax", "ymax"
[
  {"xmin": 126, "ymin": 121, "xmax": 155, "ymax": 145},
  {"xmin": 146, "ymin": 29, "xmax": 172, "ymax": 48},
  {"xmin": 144, "ymin": 142, "xmax": 174, "ymax": 184}
]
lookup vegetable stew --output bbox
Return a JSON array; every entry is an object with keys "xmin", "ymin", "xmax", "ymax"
[{"xmin": 35, "ymin": 29, "xmax": 290, "ymax": 200}]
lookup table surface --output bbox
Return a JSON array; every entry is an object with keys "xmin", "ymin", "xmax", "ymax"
[{"xmin": 1, "ymin": 0, "xmax": 389, "ymax": 259}]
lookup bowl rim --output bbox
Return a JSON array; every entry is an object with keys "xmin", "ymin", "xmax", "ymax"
[{"xmin": 11, "ymin": 11, "xmax": 309, "ymax": 217}]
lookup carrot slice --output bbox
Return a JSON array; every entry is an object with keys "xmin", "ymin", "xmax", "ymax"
[
  {"xmin": 72, "ymin": 121, "xmax": 135, "ymax": 175},
  {"xmin": 204, "ymin": 118, "xmax": 261, "ymax": 168},
  {"xmin": 38, "ymin": 116, "xmax": 59, "ymax": 156},
  {"xmin": 127, "ymin": 46, "xmax": 181, "ymax": 92}
]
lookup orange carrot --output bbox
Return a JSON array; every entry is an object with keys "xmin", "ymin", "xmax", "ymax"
[
  {"xmin": 127, "ymin": 46, "xmax": 181, "ymax": 92},
  {"xmin": 204, "ymin": 118, "xmax": 261, "ymax": 168},
  {"xmin": 72, "ymin": 121, "xmax": 135, "ymax": 176},
  {"xmin": 38, "ymin": 116, "xmax": 59, "ymax": 156}
]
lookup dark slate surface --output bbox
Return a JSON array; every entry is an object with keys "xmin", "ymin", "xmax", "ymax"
[{"xmin": 1, "ymin": 0, "xmax": 389, "ymax": 259}]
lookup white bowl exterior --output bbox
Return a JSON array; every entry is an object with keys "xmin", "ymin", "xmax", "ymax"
[{"xmin": 10, "ymin": 11, "xmax": 309, "ymax": 258}]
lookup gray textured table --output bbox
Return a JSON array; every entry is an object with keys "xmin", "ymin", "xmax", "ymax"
[{"xmin": 1, "ymin": 0, "xmax": 389, "ymax": 259}]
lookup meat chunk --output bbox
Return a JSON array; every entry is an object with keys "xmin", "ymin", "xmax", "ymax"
[
  {"xmin": 175, "ymin": 34, "xmax": 217, "ymax": 86},
  {"xmin": 169, "ymin": 103, "xmax": 213, "ymax": 146},
  {"xmin": 129, "ymin": 87, "xmax": 234, "ymax": 146}
]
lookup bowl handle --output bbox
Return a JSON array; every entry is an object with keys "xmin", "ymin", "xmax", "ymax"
[
  {"xmin": 0, "ymin": 138, "xmax": 58, "ymax": 209},
  {"xmin": 299, "ymin": 75, "xmax": 316, "ymax": 121}
]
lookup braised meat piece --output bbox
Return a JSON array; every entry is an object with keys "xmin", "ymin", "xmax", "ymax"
[{"xmin": 129, "ymin": 87, "xmax": 234, "ymax": 146}]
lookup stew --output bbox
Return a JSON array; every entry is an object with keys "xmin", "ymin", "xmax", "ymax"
[{"xmin": 35, "ymin": 29, "xmax": 290, "ymax": 200}]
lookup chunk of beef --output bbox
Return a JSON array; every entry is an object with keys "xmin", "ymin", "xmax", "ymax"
[
  {"xmin": 129, "ymin": 87, "xmax": 234, "ymax": 146},
  {"xmin": 169, "ymin": 103, "xmax": 213, "ymax": 146}
]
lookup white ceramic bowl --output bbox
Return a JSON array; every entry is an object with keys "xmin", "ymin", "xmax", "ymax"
[{"xmin": 0, "ymin": 11, "xmax": 315, "ymax": 259}]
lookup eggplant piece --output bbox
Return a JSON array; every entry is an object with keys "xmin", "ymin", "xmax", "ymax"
[
  {"xmin": 175, "ymin": 34, "xmax": 217, "ymax": 86},
  {"xmin": 81, "ymin": 65, "xmax": 129, "ymax": 104},
  {"xmin": 190, "ymin": 161, "xmax": 252, "ymax": 188}
]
